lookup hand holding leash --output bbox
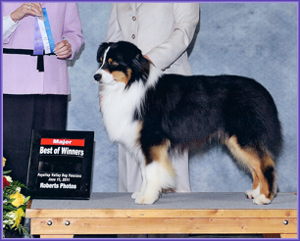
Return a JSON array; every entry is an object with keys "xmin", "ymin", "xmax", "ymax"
[
  {"xmin": 10, "ymin": 3, "xmax": 43, "ymax": 22},
  {"xmin": 54, "ymin": 40, "xmax": 72, "ymax": 59}
]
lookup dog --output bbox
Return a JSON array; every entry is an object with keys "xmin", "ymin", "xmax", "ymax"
[{"xmin": 94, "ymin": 41, "xmax": 282, "ymax": 205}]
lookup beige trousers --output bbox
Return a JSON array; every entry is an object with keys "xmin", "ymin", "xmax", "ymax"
[{"xmin": 118, "ymin": 144, "xmax": 191, "ymax": 193}]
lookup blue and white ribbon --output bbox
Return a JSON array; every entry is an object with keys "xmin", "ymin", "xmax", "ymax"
[
  {"xmin": 35, "ymin": 8, "xmax": 55, "ymax": 54},
  {"xmin": 42, "ymin": 8, "xmax": 55, "ymax": 53}
]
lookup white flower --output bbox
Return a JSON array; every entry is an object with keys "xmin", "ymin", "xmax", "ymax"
[
  {"xmin": 4, "ymin": 175, "xmax": 12, "ymax": 183},
  {"xmin": 3, "ymin": 220, "xmax": 13, "ymax": 225},
  {"xmin": 16, "ymin": 187, "xmax": 21, "ymax": 193},
  {"xmin": 6, "ymin": 211, "xmax": 16, "ymax": 220}
]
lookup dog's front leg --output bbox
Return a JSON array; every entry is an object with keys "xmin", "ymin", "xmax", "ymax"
[
  {"xmin": 131, "ymin": 160, "xmax": 147, "ymax": 200},
  {"xmin": 134, "ymin": 141, "xmax": 176, "ymax": 205},
  {"xmin": 134, "ymin": 161, "xmax": 163, "ymax": 204}
]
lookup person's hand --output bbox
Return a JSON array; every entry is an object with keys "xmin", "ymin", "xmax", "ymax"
[
  {"xmin": 143, "ymin": 55, "xmax": 154, "ymax": 65},
  {"xmin": 54, "ymin": 40, "xmax": 72, "ymax": 59},
  {"xmin": 10, "ymin": 3, "xmax": 43, "ymax": 22}
]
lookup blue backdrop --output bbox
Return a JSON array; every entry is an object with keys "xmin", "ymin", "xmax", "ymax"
[{"xmin": 67, "ymin": 2, "xmax": 298, "ymax": 194}]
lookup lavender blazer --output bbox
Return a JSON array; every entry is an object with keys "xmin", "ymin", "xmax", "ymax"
[{"xmin": 2, "ymin": 3, "xmax": 84, "ymax": 95}]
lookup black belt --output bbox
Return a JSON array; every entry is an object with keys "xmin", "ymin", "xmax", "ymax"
[{"xmin": 3, "ymin": 48, "xmax": 56, "ymax": 72}]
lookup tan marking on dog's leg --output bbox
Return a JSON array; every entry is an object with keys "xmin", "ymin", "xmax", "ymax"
[
  {"xmin": 135, "ymin": 121, "xmax": 143, "ymax": 145},
  {"xmin": 261, "ymin": 154, "xmax": 277, "ymax": 201},
  {"xmin": 150, "ymin": 140, "xmax": 176, "ymax": 181},
  {"xmin": 134, "ymin": 140, "xmax": 176, "ymax": 205},
  {"xmin": 225, "ymin": 136, "xmax": 275, "ymax": 204},
  {"xmin": 250, "ymin": 161, "xmax": 273, "ymax": 204},
  {"xmin": 245, "ymin": 168, "xmax": 260, "ymax": 199},
  {"xmin": 225, "ymin": 136, "xmax": 260, "ymax": 198},
  {"xmin": 251, "ymin": 168, "xmax": 260, "ymax": 191}
]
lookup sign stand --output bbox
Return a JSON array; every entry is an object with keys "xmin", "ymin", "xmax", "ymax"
[{"xmin": 26, "ymin": 130, "xmax": 94, "ymax": 200}]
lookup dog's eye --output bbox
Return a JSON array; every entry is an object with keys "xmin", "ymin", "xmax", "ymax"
[
  {"xmin": 98, "ymin": 57, "xmax": 103, "ymax": 64},
  {"xmin": 110, "ymin": 61, "xmax": 119, "ymax": 67}
]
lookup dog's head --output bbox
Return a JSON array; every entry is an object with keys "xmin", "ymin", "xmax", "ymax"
[{"xmin": 94, "ymin": 41, "xmax": 150, "ymax": 88}]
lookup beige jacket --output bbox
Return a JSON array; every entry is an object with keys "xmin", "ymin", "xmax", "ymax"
[{"xmin": 106, "ymin": 3, "xmax": 200, "ymax": 75}]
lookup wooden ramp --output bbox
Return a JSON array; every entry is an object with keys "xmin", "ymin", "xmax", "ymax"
[{"xmin": 26, "ymin": 192, "xmax": 297, "ymax": 238}]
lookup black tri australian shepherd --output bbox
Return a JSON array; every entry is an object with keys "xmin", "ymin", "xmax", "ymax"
[{"xmin": 94, "ymin": 41, "xmax": 282, "ymax": 205}]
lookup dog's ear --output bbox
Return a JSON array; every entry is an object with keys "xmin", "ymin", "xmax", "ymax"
[
  {"xmin": 96, "ymin": 42, "xmax": 113, "ymax": 63},
  {"xmin": 132, "ymin": 53, "xmax": 150, "ymax": 80}
]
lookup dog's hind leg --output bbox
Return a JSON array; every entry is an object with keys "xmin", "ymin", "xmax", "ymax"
[
  {"xmin": 225, "ymin": 135, "xmax": 277, "ymax": 205},
  {"xmin": 245, "ymin": 168, "xmax": 261, "ymax": 199},
  {"xmin": 134, "ymin": 140, "xmax": 176, "ymax": 205}
]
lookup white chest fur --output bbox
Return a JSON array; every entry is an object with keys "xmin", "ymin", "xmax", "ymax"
[
  {"xmin": 100, "ymin": 81, "xmax": 144, "ymax": 150},
  {"xmin": 98, "ymin": 66, "xmax": 162, "ymax": 151}
]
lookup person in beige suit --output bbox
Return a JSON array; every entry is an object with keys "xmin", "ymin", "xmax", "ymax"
[
  {"xmin": 106, "ymin": 1, "xmax": 199, "ymax": 201},
  {"xmin": 105, "ymin": 2, "xmax": 199, "ymax": 238}
]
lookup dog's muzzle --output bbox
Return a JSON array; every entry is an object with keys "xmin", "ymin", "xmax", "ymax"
[{"xmin": 94, "ymin": 73, "xmax": 102, "ymax": 83}]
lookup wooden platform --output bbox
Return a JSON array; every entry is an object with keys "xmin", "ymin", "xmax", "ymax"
[{"xmin": 26, "ymin": 192, "xmax": 297, "ymax": 238}]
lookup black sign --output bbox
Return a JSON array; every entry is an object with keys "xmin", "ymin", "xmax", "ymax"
[{"xmin": 26, "ymin": 130, "xmax": 94, "ymax": 199}]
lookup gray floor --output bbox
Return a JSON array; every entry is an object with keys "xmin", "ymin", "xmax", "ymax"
[{"xmin": 31, "ymin": 192, "xmax": 297, "ymax": 210}]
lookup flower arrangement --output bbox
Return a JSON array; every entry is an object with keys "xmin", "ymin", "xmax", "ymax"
[{"xmin": 3, "ymin": 157, "xmax": 30, "ymax": 238}]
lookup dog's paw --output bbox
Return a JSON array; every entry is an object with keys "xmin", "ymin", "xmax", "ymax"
[
  {"xmin": 131, "ymin": 191, "xmax": 142, "ymax": 200},
  {"xmin": 245, "ymin": 188, "xmax": 260, "ymax": 199},
  {"xmin": 134, "ymin": 194, "xmax": 159, "ymax": 205},
  {"xmin": 253, "ymin": 194, "xmax": 271, "ymax": 205}
]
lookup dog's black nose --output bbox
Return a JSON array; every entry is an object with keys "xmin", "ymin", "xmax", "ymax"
[{"xmin": 94, "ymin": 73, "xmax": 102, "ymax": 82}]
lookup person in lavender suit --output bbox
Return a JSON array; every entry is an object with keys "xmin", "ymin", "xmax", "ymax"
[{"xmin": 2, "ymin": 3, "xmax": 84, "ymax": 190}]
